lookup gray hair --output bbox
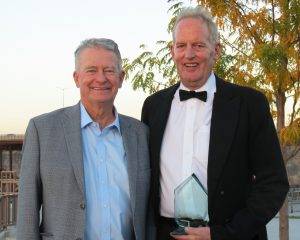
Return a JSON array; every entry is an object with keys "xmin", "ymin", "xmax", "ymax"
[
  {"xmin": 74, "ymin": 38, "xmax": 122, "ymax": 71},
  {"xmin": 172, "ymin": 6, "xmax": 219, "ymax": 44}
]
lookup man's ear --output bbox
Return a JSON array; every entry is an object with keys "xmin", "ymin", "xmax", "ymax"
[
  {"xmin": 214, "ymin": 42, "xmax": 222, "ymax": 61},
  {"xmin": 118, "ymin": 70, "xmax": 125, "ymax": 88},
  {"xmin": 73, "ymin": 71, "xmax": 80, "ymax": 88},
  {"xmin": 170, "ymin": 43, "xmax": 175, "ymax": 60}
]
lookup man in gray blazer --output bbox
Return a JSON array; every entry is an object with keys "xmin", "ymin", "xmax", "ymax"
[{"xmin": 17, "ymin": 38, "xmax": 154, "ymax": 240}]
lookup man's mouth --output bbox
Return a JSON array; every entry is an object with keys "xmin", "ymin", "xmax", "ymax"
[
  {"xmin": 184, "ymin": 63, "xmax": 198, "ymax": 67},
  {"xmin": 90, "ymin": 87, "xmax": 110, "ymax": 91}
]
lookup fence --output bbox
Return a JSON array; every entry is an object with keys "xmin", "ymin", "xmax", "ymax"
[
  {"xmin": 0, "ymin": 194, "xmax": 18, "ymax": 231},
  {"xmin": 0, "ymin": 171, "xmax": 18, "ymax": 232}
]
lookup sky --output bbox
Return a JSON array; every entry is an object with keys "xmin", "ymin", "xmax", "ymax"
[{"xmin": 0, "ymin": 0, "xmax": 186, "ymax": 134}]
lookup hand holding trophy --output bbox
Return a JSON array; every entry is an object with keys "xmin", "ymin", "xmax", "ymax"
[{"xmin": 171, "ymin": 174, "xmax": 209, "ymax": 236}]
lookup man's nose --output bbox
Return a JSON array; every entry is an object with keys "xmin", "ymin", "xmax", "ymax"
[
  {"xmin": 185, "ymin": 45, "xmax": 196, "ymax": 59},
  {"xmin": 95, "ymin": 71, "xmax": 107, "ymax": 82}
]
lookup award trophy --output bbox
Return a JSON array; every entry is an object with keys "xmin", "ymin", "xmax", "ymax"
[{"xmin": 171, "ymin": 174, "xmax": 209, "ymax": 236}]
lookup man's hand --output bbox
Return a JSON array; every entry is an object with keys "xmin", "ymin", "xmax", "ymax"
[{"xmin": 171, "ymin": 227, "xmax": 211, "ymax": 240}]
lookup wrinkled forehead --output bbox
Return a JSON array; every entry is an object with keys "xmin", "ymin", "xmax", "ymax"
[{"xmin": 173, "ymin": 18, "xmax": 214, "ymax": 45}]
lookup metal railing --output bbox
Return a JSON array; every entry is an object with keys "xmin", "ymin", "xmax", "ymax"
[
  {"xmin": 0, "ymin": 171, "xmax": 18, "ymax": 232},
  {"xmin": 0, "ymin": 194, "xmax": 18, "ymax": 231}
]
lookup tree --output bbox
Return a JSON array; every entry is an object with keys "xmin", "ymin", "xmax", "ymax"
[{"xmin": 124, "ymin": 0, "xmax": 300, "ymax": 239}]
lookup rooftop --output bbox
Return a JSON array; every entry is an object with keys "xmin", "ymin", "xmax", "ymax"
[{"xmin": 0, "ymin": 135, "xmax": 24, "ymax": 141}]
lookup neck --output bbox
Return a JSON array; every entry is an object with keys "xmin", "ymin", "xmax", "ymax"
[
  {"xmin": 181, "ymin": 72, "xmax": 212, "ymax": 91},
  {"xmin": 82, "ymin": 101, "xmax": 115, "ymax": 129}
]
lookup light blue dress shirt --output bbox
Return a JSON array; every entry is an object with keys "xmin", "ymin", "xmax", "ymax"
[{"xmin": 80, "ymin": 103, "xmax": 133, "ymax": 240}]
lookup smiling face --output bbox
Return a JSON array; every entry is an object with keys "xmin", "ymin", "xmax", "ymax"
[
  {"xmin": 73, "ymin": 47, "xmax": 124, "ymax": 108},
  {"xmin": 171, "ymin": 17, "xmax": 220, "ymax": 90}
]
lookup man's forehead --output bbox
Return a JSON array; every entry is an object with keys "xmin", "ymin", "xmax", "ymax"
[
  {"xmin": 78, "ymin": 48, "xmax": 118, "ymax": 63},
  {"xmin": 173, "ymin": 18, "xmax": 210, "ymax": 42}
]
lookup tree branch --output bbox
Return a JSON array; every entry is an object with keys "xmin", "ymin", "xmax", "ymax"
[
  {"xmin": 221, "ymin": 36, "xmax": 260, "ymax": 64},
  {"xmin": 231, "ymin": 0, "xmax": 263, "ymax": 44},
  {"xmin": 271, "ymin": 0, "xmax": 276, "ymax": 44}
]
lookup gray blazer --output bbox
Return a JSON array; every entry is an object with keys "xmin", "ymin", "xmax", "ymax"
[{"xmin": 17, "ymin": 103, "xmax": 155, "ymax": 240}]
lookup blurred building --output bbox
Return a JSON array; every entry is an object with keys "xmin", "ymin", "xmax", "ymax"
[
  {"xmin": 0, "ymin": 134, "xmax": 23, "ymax": 177},
  {"xmin": 0, "ymin": 134, "xmax": 23, "ymax": 233},
  {"xmin": 287, "ymin": 146, "xmax": 300, "ymax": 186}
]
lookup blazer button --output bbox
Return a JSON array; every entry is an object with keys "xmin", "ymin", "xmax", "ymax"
[
  {"xmin": 75, "ymin": 238, "xmax": 82, "ymax": 240},
  {"xmin": 80, "ymin": 202, "xmax": 85, "ymax": 209}
]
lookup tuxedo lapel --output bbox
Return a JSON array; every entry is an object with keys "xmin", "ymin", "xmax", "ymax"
[
  {"xmin": 119, "ymin": 116, "xmax": 138, "ymax": 214},
  {"xmin": 207, "ymin": 78, "xmax": 240, "ymax": 204},
  {"xmin": 61, "ymin": 103, "xmax": 84, "ymax": 195},
  {"xmin": 152, "ymin": 83, "xmax": 179, "ymax": 161}
]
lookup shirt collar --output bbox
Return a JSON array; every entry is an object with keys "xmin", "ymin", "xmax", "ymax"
[
  {"xmin": 175, "ymin": 72, "xmax": 216, "ymax": 101},
  {"xmin": 179, "ymin": 72, "xmax": 216, "ymax": 92},
  {"xmin": 80, "ymin": 102, "xmax": 121, "ymax": 132}
]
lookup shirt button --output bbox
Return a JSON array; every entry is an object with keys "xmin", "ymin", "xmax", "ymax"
[
  {"xmin": 103, "ymin": 204, "xmax": 107, "ymax": 208},
  {"xmin": 220, "ymin": 190, "xmax": 225, "ymax": 195},
  {"xmin": 80, "ymin": 202, "xmax": 85, "ymax": 209}
]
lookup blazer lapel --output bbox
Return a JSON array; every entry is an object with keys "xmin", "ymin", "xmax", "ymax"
[
  {"xmin": 61, "ymin": 103, "xmax": 84, "ymax": 195},
  {"xmin": 119, "ymin": 116, "xmax": 138, "ymax": 214},
  {"xmin": 207, "ymin": 78, "xmax": 240, "ymax": 205}
]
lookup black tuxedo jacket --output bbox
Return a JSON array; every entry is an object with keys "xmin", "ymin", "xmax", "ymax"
[{"xmin": 141, "ymin": 76, "xmax": 289, "ymax": 240}]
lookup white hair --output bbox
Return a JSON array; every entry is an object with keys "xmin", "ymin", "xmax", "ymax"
[
  {"xmin": 74, "ymin": 38, "xmax": 122, "ymax": 71},
  {"xmin": 172, "ymin": 6, "xmax": 220, "ymax": 44}
]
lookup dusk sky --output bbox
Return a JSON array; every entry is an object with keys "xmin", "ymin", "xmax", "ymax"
[{"xmin": 0, "ymin": 0, "xmax": 193, "ymax": 134}]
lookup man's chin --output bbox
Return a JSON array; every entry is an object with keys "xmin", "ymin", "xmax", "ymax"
[
  {"xmin": 85, "ymin": 97, "xmax": 114, "ymax": 106},
  {"xmin": 180, "ymin": 79, "xmax": 205, "ymax": 90}
]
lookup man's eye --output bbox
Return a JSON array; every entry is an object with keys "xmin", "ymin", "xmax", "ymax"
[
  {"xmin": 176, "ymin": 44, "xmax": 185, "ymax": 49},
  {"xmin": 86, "ymin": 69, "xmax": 96, "ymax": 73},
  {"xmin": 104, "ymin": 69, "xmax": 116, "ymax": 74},
  {"xmin": 194, "ymin": 44, "xmax": 205, "ymax": 49}
]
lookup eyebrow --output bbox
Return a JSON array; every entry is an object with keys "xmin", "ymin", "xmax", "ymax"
[
  {"xmin": 83, "ymin": 66, "xmax": 97, "ymax": 70},
  {"xmin": 103, "ymin": 66, "xmax": 117, "ymax": 70}
]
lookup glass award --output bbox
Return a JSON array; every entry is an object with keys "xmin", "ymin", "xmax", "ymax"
[{"xmin": 171, "ymin": 174, "xmax": 209, "ymax": 236}]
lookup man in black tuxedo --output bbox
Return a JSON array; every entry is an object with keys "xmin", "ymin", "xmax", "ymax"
[{"xmin": 141, "ymin": 6, "xmax": 289, "ymax": 240}]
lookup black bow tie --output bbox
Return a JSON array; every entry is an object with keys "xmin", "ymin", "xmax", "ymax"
[{"xmin": 179, "ymin": 89, "xmax": 207, "ymax": 102}]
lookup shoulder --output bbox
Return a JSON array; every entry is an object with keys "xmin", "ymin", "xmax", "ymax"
[
  {"xmin": 217, "ymin": 80, "xmax": 274, "ymax": 139},
  {"xmin": 218, "ymin": 78, "xmax": 268, "ymax": 107},
  {"xmin": 119, "ymin": 114, "xmax": 148, "ymax": 133},
  {"xmin": 31, "ymin": 108, "xmax": 64, "ymax": 123},
  {"xmin": 143, "ymin": 83, "xmax": 179, "ymax": 105},
  {"xmin": 29, "ymin": 104, "xmax": 79, "ymax": 129}
]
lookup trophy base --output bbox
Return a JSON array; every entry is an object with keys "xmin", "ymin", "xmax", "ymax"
[
  {"xmin": 170, "ymin": 218, "xmax": 208, "ymax": 236},
  {"xmin": 170, "ymin": 226, "xmax": 187, "ymax": 236}
]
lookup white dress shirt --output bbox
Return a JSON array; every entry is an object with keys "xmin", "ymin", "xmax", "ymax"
[{"xmin": 159, "ymin": 73, "xmax": 216, "ymax": 217}]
